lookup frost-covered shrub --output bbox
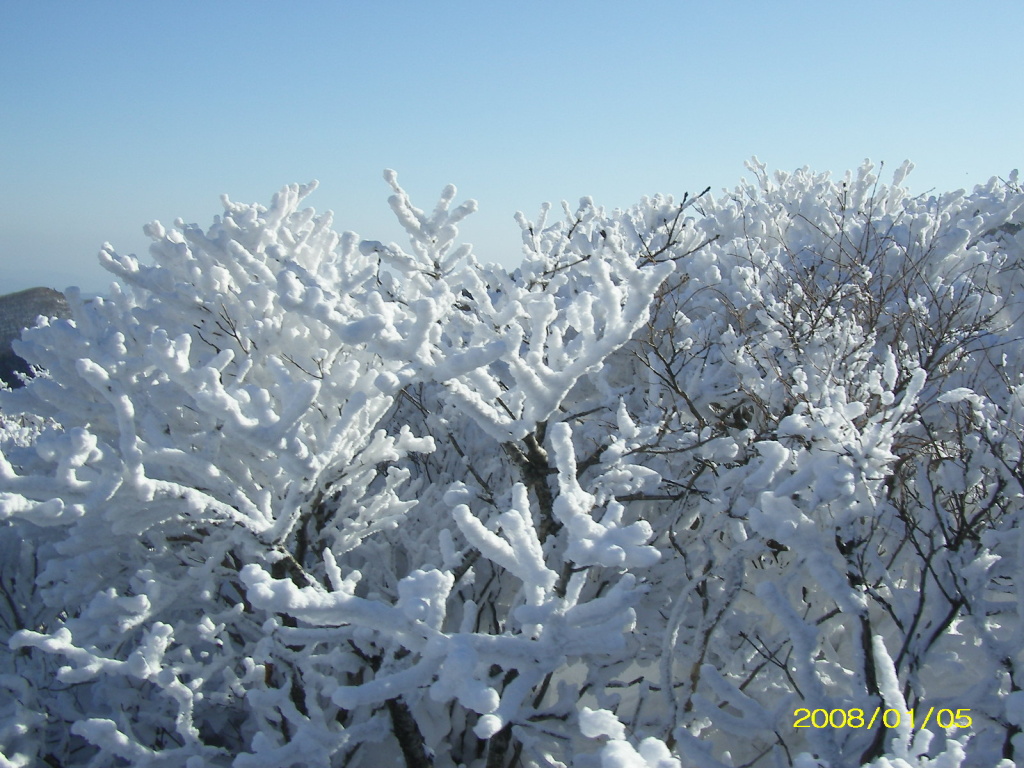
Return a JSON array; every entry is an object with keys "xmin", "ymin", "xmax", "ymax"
[{"xmin": 1, "ymin": 161, "xmax": 1022, "ymax": 768}]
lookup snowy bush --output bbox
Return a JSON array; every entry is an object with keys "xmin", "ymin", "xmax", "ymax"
[{"xmin": 2, "ymin": 160, "xmax": 1023, "ymax": 767}]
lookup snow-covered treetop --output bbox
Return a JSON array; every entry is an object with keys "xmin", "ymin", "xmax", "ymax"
[{"xmin": 2, "ymin": 160, "xmax": 1022, "ymax": 768}]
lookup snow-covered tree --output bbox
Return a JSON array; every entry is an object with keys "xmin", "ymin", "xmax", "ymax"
[{"xmin": 2, "ymin": 161, "xmax": 1022, "ymax": 767}]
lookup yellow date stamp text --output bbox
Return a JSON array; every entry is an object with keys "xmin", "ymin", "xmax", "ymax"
[{"xmin": 793, "ymin": 707, "xmax": 971, "ymax": 730}]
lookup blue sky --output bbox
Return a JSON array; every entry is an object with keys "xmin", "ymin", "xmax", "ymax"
[{"xmin": 2, "ymin": 1, "xmax": 1021, "ymax": 295}]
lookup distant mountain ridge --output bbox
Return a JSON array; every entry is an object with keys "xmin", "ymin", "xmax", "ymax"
[{"xmin": 0, "ymin": 287, "xmax": 71, "ymax": 388}]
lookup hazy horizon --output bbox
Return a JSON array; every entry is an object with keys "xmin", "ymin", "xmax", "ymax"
[{"xmin": 3, "ymin": 1, "xmax": 1021, "ymax": 295}]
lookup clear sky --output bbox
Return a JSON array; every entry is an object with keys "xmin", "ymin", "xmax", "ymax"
[{"xmin": 2, "ymin": 1, "xmax": 1021, "ymax": 296}]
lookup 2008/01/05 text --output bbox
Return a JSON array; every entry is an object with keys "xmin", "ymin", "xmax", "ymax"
[{"xmin": 794, "ymin": 708, "xmax": 971, "ymax": 730}]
